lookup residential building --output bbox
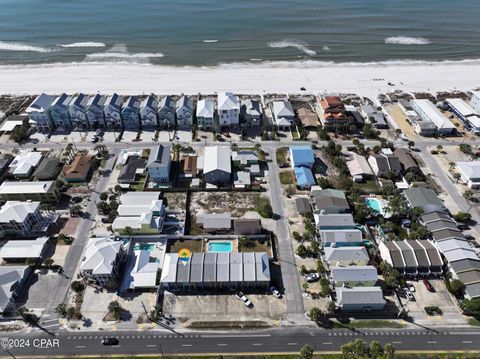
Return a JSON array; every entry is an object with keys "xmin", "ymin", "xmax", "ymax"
[
  {"xmin": 319, "ymin": 96, "xmax": 347, "ymax": 127},
  {"xmin": 335, "ymin": 287, "xmax": 386, "ymax": 312},
  {"xmin": 117, "ymin": 148, "xmax": 143, "ymax": 166},
  {"xmin": 469, "ymin": 91, "xmax": 480, "ymax": 113},
  {"xmin": 203, "ymin": 146, "xmax": 231, "ymax": 186},
  {"xmin": 232, "ymin": 150, "xmax": 259, "ymax": 167},
  {"xmin": 272, "ymin": 101, "xmax": 295, "ymax": 130},
  {"xmin": 196, "ymin": 99, "xmax": 215, "ymax": 129},
  {"xmin": 50, "ymin": 93, "xmax": 72, "ymax": 131},
  {"xmin": 294, "ymin": 167, "xmax": 316, "ymax": 189},
  {"xmin": 233, "ymin": 171, "xmax": 251, "ymax": 188},
  {"xmin": 26, "ymin": 93, "xmax": 54, "ymax": 132},
  {"xmin": 0, "ymin": 155, "xmax": 13, "ymax": 178},
  {"xmin": 118, "ymin": 156, "xmax": 146, "ymax": 184},
  {"xmin": 217, "ymin": 92, "xmax": 240, "ymax": 127},
  {"xmin": 411, "ymin": 99, "xmax": 456, "ymax": 135},
  {"xmin": 367, "ymin": 149, "xmax": 402, "ymax": 178},
  {"xmin": 233, "ymin": 219, "xmax": 262, "ymax": 235},
  {"xmin": 346, "ymin": 152, "xmax": 374, "ymax": 182},
  {"xmin": 241, "ymin": 99, "xmax": 262, "ymax": 128},
  {"xmin": 310, "ymin": 187, "xmax": 349, "ymax": 214},
  {"xmin": 394, "ymin": 148, "xmax": 420, "ymax": 174},
  {"xmin": 0, "ymin": 266, "xmax": 31, "ymax": 314},
  {"xmin": 86, "ymin": 94, "xmax": 106, "ymax": 129},
  {"xmin": 0, "ymin": 201, "xmax": 45, "ymax": 237},
  {"xmin": 0, "ymin": 237, "xmax": 49, "ymax": 262},
  {"xmin": 404, "ymin": 187, "xmax": 446, "ymax": 213},
  {"xmin": 446, "ymin": 98, "xmax": 480, "ymax": 134},
  {"xmin": 323, "ymin": 246, "xmax": 369, "ymax": 268},
  {"xmin": 315, "ymin": 213, "xmax": 356, "ymax": 230},
  {"xmin": 290, "ymin": 146, "xmax": 314, "ymax": 169},
  {"xmin": 196, "ymin": 213, "xmax": 231, "ymax": 233},
  {"xmin": 444, "ymin": 248, "xmax": 479, "ymax": 264},
  {"xmin": 318, "ymin": 229, "xmax": 363, "ymax": 247},
  {"xmin": 176, "ymin": 95, "xmax": 193, "ymax": 128},
  {"xmin": 121, "ymin": 96, "xmax": 141, "ymax": 129},
  {"xmin": 330, "ymin": 265, "xmax": 378, "ymax": 287},
  {"xmin": 456, "ymin": 161, "xmax": 480, "ymax": 189},
  {"xmin": 160, "ymin": 252, "xmax": 270, "ymax": 290},
  {"xmin": 68, "ymin": 93, "xmax": 89, "ymax": 130},
  {"xmin": 0, "ymin": 181, "xmax": 60, "ymax": 203},
  {"xmin": 295, "ymin": 197, "xmax": 312, "ymax": 215},
  {"xmin": 413, "ymin": 120, "xmax": 437, "ymax": 137},
  {"xmin": 146, "ymin": 144, "xmax": 172, "ymax": 185},
  {"xmin": 33, "ymin": 157, "xmax": 62, "ymax": 180},
  {"xmin": 157, "ymin": 96, "xmax": 176, "ymax": 128},
  {"xmin": 104, "ymin": 93, "xmax": 124, "ymax": 129},
  {"xmin": 80, "ymin": 237, "xmax": 126, "ymax": 286},
  {"xmin": 8, "ymin": 150, "xmax": 43, "ymax": 178},
  {"xmin": 139, "ymin": 95, "xmax": 158, "ymax": 128},
  {"xmin": 297, "ymin": 107, "xmax": 319, "ymax": 129},
  {"xmin": 359, "ymin": 104, "xmax": 388, "ymax": 129},
  {"xmin": 180, "ymin": 155, "xmax": 197, "ymax": 178},
  {"xmin": 62, "ymin": 154, "xmax": 94, "ymax": 183},
  {"xmin": 112, "ymin": 192, "xmax": 165, "ymax": 235},
  {"xmin": 122, "ymin": 250, "xmax": 160, "ymax": 291},
  {"xmin": 432, "ymin": 228, "xmax": 466, "ymax": 242}
]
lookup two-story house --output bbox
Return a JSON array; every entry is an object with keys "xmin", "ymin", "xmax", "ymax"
[
  {"xmin": 139, "ymin": 95, "xmax": 158, "ymax": 128},
  {"xmin": 176, "ymin": 96, "xmax": 193, "ymax": 128},
  {"xmin": 217, "ymin": 92, "xmax": 240, "ymax": 128},
  {"xmin": 104, "ymin": 93, "xmax": 124, "ymax": 129},
  {"xmin": 241, "ymin": 99, "xmax": 262, "ymax": 128},
  {"xmin": 147, "ymin": 144, "xmax": 172, "ymax": 185},
  {"xmin": 196, "ymin": 99, "xmax": 215, "ymax": 129},
  {"xmin": 26, "ymin": 93, "xmax": 54, "ymax": 133},
  {"xmin": 158, "ymin": 96, "xmax": 176, "ymax": 128},
  {"xmin": 86, "ymin": 94, "xmax": 106, "ymax": 129},
  {"xmin": 0, "ymin": 201, "xmax": 44, "ymax": 238},
  {"xmin": 49, "ymin": 93, "xmax": 72, "ymax": 131},
  {"xmin": 121, "ymin": 96, "xmax": 141, "ymax": 130},
  {"xmin": 68, "ymin": 93, "xmax": 89, "ymax": 130}
]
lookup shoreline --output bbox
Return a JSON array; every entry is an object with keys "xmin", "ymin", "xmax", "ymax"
[{"xmin": 0, "ymin": 61, "xmax": 479, "ymax": 98}]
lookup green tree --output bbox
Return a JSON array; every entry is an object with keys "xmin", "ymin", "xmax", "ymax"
[
  {"xmin": 454, "ymin": 212, "xmax": 472, "ymax": 222},
  {"xmin": 407, "ymin": 140, "xmax": 415, "ymax": 149},
  {"xmin": 296, "ymin": 244, "xmax": 308, "ymax": 258},
  {"xmin": 108, "ymin": 300, "xmax": 124, "ymax": 321},
  {"xmin": 446, "ymin": 279, "xmax": 465, "ymax": 298},
  {"xmin": 71, "ymin": 280, "xmax": 85, "ymax": 293},
  {"xmin": 341, "ymin": 338, "xmax": 369, "ymax": 359},
  {"xmin": 308, "ymin": 307, "xmax": 326, "ymax": 323},
  {"xmin": 124, "ymin": 226, "xmax": 134, "ymax": 237},
  {"xmin": 463, "ymin": 190, "xmax": 474, "ymax": 201},
  {"xmin": 327, "ymin": 301, "xmax": 336, "ymax": 315},
  {"xmin": 43, "ymin": 258, "xmax": 54, "ymax": 268},
  {"xmin": 316, "ymin": 260, "xmax": 326, "ymax": 274},
  {"xmin": 69, "ymin": 204, "xmax": 82, "ymax": 217},
  {"xmin": 99, "ymin": 192, "xmax": 109, "ymax": 201},
  {"xmin": 302, "ymin": 282, "xmax": 309, "ymax": 293},
  {"xmin": 299, "ymin": 344, "xmax": 314, "ymax": 359},
  {"xmin": 436, "ymin": 144, "xmax": 443, "ymax": 152},
  {"xmin": 55, "ymin": 304, "xmax": 68, "ymax": 317}
]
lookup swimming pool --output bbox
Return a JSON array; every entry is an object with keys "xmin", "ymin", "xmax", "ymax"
[
  {"xmin": 133, "ymin": 243, "xmax": 156, "ymax": 251},
  {"xmin": 365, "ymin": 198, "xmax": 382, "ymax": 213},
  {"xmin": 208, "ymin": 241, "xmax": 233, "ymax": 253}
]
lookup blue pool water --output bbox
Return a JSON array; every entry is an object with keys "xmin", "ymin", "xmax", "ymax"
[
  {"xmin": 365, "ymin": 198, "xmax": 382, "ymax": 213},
  {"xmin": 133, "ymin": 243, "xmax": 156, "ymax": 251},
  {"xmin": 208, "ymin": 241, "xmax": 233, "ymax": 253}
]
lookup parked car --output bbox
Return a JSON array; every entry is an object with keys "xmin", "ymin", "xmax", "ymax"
[
  {"xmin": 102, "ymin": 338, "xmax": 119, "ymax": 346},
  {"xmin": 235, "ymin": 291, "xmax": 252, "ymax": 307},
  {"xmin": 303, "ymin": 272, "xmax": 320, "ymax": 282},
  {"xmin": 403, "ymin": 288, "xmax": 415, "ymax": 301},
  {"xmin": 269, "ymin": 286, "xmax": 282, "ymax": 299},
  {"xmin": 406, "ymin": 282, "xmax": 415, "ymax": 292},
  {"xmin": 423, "ymin": 279, "xmax": 435, "ymax": 292}
]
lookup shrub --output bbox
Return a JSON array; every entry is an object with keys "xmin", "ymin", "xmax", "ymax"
[{"xmin": 424, "ymin": 306, "xmax": 442, "ymax": 316}]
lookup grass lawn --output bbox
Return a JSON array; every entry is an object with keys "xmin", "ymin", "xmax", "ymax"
[
  {"xmin": 279, "ymin": 170, "xmax": 294, "ymax": 185},
  {"xmin": 353, "ymin": 179, "xmax": 380, "ymax": 194},
  {"xmin": 291, "ymin": 128, "xmax": 300, "ymax": 140},
  {"xmin": 468, "ymin": 317, "xmax": 480, "ymax": 326},
  {"xmin": 332, "ymin": 319, "xmax": 405, "ymax": 329},
  {"xmin": 276, "ymin": 147, "xmax": 289, "ymax": 164},
  {"xmin": 239, "ymin": 239, "xmax": 271, "ymax": 253},
  {"xmin": 168, "ymin": 238, "xmax": 204, "ymax": 253}
]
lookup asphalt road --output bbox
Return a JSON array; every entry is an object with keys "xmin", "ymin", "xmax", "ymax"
[
  {"xmin": 3, "ymin": 327, "xmax": 480, "ymax": 357},
  {"xmin": 266, "ymin": 151, "xmax": 305, "ymax": 323},
  {"xmin": 43, "ymin": 150, "xmax": 120, "ymax": 316}
]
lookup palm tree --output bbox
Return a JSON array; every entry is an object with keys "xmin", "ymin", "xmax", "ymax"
[
  {"xmin": 463, "ymin": 189, "xmax": 474, "ymax": 201},
  {"xmin": 124, "ymin": 226, "xmax": 134, "ymax": 238},
  {"xmin": 448, "ymin": 161, "xmax": 456, "ymax": 171},
  {"xmin": 108, "ymin": 301, "xmax": 123, "ymax": 321},
  {"xmin": 436, "ymin": 144, "xmax": 443, "ymax": 152}
]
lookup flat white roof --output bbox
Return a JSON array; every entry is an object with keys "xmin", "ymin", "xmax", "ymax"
[
  {"xmin": 0, "ymin": 181, "xmax": 54, "ymax": 194},
  {"xmin": 9, "ymin": 151, "xmax": 42, "ymax": 176},
  {"xmin": 204, "ymin": 146, "xmax": 231, "ymax": 174},
  {"xmin": 446, "ymin": 98, "xmax": 479, "ymax": 117},
  {"xmin": 411, "ymin": 99, "xmax": 455, "ymax": 130},
  {"xmin": 457, "ymin": 161, "xmax": 480, "ymax": 180},
  {"xmin": 0, "ymin": 237, "xmax": 48, "ymax": 259},
  {"xmin": 0, "ymin": 120, "xmax": 23, "ymax": 132}
]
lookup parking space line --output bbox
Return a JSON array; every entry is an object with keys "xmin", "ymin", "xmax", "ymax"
[{"xmin": 287, "ymin": 342, "xmax": 298, "ymax": 345}]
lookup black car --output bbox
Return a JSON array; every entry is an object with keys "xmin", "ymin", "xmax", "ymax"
[{"xmin": 102, "ymin": 338, "xmax": 119, "ymax": 346}]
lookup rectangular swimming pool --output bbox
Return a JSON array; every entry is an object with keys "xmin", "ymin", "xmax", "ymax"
[{"xmin": 207, "ymin": 241, "xmax": 233, "ymax": 253}]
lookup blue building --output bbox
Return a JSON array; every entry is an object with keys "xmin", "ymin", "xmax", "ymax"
[
  {"xmin": 294, "ymin": 167, "xmax": 315, "ymax": 189},
  {"xmin": 289, "ymin": 146, "xmax": 315, "ymax": 169}
]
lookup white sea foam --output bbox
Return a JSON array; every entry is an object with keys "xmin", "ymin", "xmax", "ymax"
[
  {"xmin": 84, "ymin": 44, "xmax": 164, "ymax": 64},
  {"xmin": 0, "ymin": 41, "xmax": 53, "ymax": 53},
  {"xmin": 60, "ymin": 42, "xmax": 106, "ymax": 48},
  {"xmin": 322, "ymin": 45, "xmax": 331, "ymax": 51},
  {"xmin": 268, "ymin": 40, "xmax": 316, "ymax": 56},
  {"xmin": 203, "ymin": 40, "xmax": 218, "ymax": 43},
  {"xmin": 385, "ymin": 36, "xmax": 431, "ymax": 45}
]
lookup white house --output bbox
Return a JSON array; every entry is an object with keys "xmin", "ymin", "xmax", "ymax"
[
  {"xmin": 196, "ymin": 99, "xmax": 215, "ymax": 129},
  {"xmin": 86, "ymin": 94, "xmax": 106, "ymax": 129},
  {"xmin": 411, "ymin": 99, "xmax": 456, "ymax": 135},
  {"xmin": 104, "ymin": 93, "xmax": 124, "ymax": 129},
  {"xmin": 121, "ymin": 96, "xmax": 141, "ymax": 130},
  {"xmin": 445, "ymin": 98, "xmax": 480, "ymax": 135},
  {"xmin": 26, "ymin": 93, "xmax": 54, "ymax": 132},
  {"xmin": 147, "ymin": 144, "xmax": 172, "ymax": 185},
  {"xmin": 140, "ymin": 95, "xmax": 158, "ymax": 128},
  {"xmin": 49, "ymin": 93, "xmax": 72, "ymax": 131},
  {"xmin": 203, "ymin": 146, "xmax": 232, "ymax": 186},
  {"xmin": 272, "ymin": 101, "xmax": 295, "ymax": 130},
  {"xmin": 0, "ymin": 201, "xmax": 44, "ymax": 237},
  {"xmin": 68, "ymin": 93, "xmax": 89, "ymax": 130},
  {"xmin": 8, "ymin": 151, "xmax": 43, "ymax": 178},
  {"xmin": 217, "ymin": 92, "xmax": 240, "ymax": 127},
  {"xmin": 176, "ymin": 95, "xmax": 193, "ymax": 128},
  {"xmin": 157, "ymin": 96, "xmax": 176, "ymax": 128},
  {"xmin": 469, "ymin": 91, "xmax": 480, "ymax": 113},
  {"xmin": 456, "ymin": 161, "xmax": 480, "ymax": 189}
]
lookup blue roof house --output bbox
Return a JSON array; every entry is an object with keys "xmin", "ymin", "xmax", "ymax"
[
  {"xmin": 294, "ymin": 167, "xmax": 316, "ymax": 189},
  {"xmin": 289, "ymin": 146, "xmax": 315, "ymax": 169}
]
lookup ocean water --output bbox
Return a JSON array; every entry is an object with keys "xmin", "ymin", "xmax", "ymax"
[{"xmin": 0, "ymin": 0, "xmax": 480, "ymax": 66}]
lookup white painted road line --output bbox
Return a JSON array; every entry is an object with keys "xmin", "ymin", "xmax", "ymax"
[
  {"xmin": 182, "ymin": 344, "xmax": 192, "ymax": 347},
  {"xmin": 463, "ymin": 341, "xmax": 473, "ymax": 344},
  {"xmin": 217, "ymin": 344, "xmax": 228, "ymax": 347},
  {"xmin": 322, "ymin": 342, "xmax": 332, "ymax": 345},
  {"xmin": 287, "ymin": 342, "xmax": 298, "ymax": 346},
  {"xmin": 392, "ymin": 341, "xmax": 403, "ymax": 344},
  {"xmin": 202, "ymin": 334, "xmax": 271, "ymax": 338},
  {"xmin": 252, "ymin": 343, "xmax": 263, "ymax": 346},
  {"xmin": 146, "ymin": 344, "xmax": 157, "ymax": 347},
  {"xmin": 427, "ymin": 341, "xmax": 437, "ymax": 344},
  {"xmin": 75, "ymin": 346, "xmax": 85, "ymax": 349}
]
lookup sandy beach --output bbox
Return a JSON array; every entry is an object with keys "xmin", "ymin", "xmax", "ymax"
[{"xmin": 0, "ymin": 61, "xmax": 479, "ymax": 98}]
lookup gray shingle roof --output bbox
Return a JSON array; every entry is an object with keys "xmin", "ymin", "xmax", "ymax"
[
  {"xmin": 450, "ymin": 258, "xmax": 480, "ymax": 273},
  {"xmin": 147, "ymin": 144, "xmax": 171, "ymax": 168}
]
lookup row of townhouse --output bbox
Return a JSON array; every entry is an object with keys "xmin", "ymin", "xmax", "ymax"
[{"xmin": 26, "ymin": 92, "xmax": 263, "ymax": 133}]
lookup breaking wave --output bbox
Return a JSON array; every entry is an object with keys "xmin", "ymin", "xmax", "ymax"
[
  {"xmin": 0, "ymin": 41, "xmax": 53, "ymax": 53},
  {"xmin": 268, "ymin": 40, "xmax": 316, "ymax": 56},
  {"xmin": 385, "ymin": 37, "xmax": 431, "ymax": 45},
  {"xmin": 84, "ymin": 44, "xmax": 164, "ymax": 64},
  {"xmin": 60, "ymin": 42, "xmax": 106, "ymax": 48}
]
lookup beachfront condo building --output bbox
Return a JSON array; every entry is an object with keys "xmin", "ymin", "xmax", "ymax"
[
  {"xmin": 68, "ymin": 93, "xmax": 89, "ymax": 130},
  {"xmin": 26, "ymin": 93, "xmax": 55, "ymax": 133},
  {"xmin": 140, "ymin": 95, "xmax": 158, "ymax": 128},
  {"xmin": 218, "ymin": 92, "xmax": 240, "ymax": 127},
  {"xmin": 86, "ymin": 94, "xmax": 106, "ymax": 129},
  {"xmin": 157, "ymin": 96, "xmax": 176, "ymax": 128},
  {"xmin": 50, "ymin": 93, "xmax": 73, "ymax": 131},
  {"xmin": 176, "ymin": 95, "xmax": 193, "ymax": 128},
  {"xmin": 121, "ymin": 96, "xmax": 141, "ymax": 130},
  {"xmin": 196, "ymin": 99, "xmax": 215, "ymax": 129},
  {"xmin": 104, "ymin": 93, "xmax": 124, "ymax": 129}
]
